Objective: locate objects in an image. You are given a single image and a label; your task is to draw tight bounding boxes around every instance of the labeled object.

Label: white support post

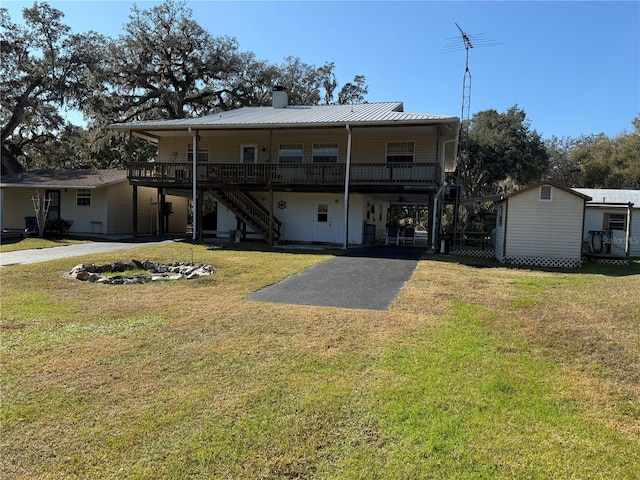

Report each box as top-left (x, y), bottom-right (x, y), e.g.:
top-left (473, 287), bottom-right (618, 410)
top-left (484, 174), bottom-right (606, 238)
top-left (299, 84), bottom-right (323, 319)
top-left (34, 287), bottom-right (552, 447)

top-left (190, 128), bottom-right (198, 241)
top-left (343, 124), bottom-right (352, 249)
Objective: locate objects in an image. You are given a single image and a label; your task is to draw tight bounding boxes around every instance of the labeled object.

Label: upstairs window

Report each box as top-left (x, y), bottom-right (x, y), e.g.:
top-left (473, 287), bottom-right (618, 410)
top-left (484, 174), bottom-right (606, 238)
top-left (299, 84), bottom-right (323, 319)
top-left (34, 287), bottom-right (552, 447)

top-left (187, 145), bottom-right (209, 162)
top-left (279, 144), bottom-right (303, 164)
top-left (386, 142), bottom-right (414, 163)
top-left (604, 212), bottom-right (627, 231)
top-left (312, 143), bottom-right (338, 163)
top-left (76, 189), bottom-right (91, 206)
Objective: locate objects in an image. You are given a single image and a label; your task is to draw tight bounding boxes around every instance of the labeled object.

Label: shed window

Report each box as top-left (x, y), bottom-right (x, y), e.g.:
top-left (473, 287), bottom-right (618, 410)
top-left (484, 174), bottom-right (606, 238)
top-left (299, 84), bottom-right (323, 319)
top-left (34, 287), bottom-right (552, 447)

top-left (604, 213), bottom-right (627, 231)
top-left (539, 185), bottom-right (552, 201)
top-left (76, 189), bottom-right (91, 206)
top-left (386, 142), bottom-right (414, 163)
top-left (279, 144), bottom-right (303, 164)
top-left (312, 143), bottom-right (338, 163)
top-left (498, 205), bottom-right (504, 227)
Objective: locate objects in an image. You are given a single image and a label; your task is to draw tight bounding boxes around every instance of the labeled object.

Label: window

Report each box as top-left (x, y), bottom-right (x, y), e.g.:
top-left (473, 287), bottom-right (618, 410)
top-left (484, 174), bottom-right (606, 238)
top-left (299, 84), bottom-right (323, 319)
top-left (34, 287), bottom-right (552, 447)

top-left (76, 189), bottom-right (91, 206)
top-left (279, 144), bottom-right (303, 164)
top-left (241, 145), bottom-right (257, 163)
top-left (386, 142), bottom-right (414, 163)
top-left (187, 145), bottom-right (209, 162)
top-left (539, 185), bottom-right (552, 201)
top-left (317, 204), bottom-right (328, 222)
top-left (498, 205), bottom-right (504, 227)
top-left (604, 213), bottom-right (627, 231)
top-left (312, 143), bottom-right (338, 163)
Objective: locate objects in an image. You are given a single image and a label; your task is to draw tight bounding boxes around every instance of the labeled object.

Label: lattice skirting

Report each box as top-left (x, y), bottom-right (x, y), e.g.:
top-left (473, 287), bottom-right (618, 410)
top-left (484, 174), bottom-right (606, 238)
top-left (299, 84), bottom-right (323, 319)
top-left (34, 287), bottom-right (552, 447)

top-left (503, 256), bottom-right (582, 268)
top-left (592, 258), bottom-right (630, 266)
top-left (450, 248), bottom-right (496, 258)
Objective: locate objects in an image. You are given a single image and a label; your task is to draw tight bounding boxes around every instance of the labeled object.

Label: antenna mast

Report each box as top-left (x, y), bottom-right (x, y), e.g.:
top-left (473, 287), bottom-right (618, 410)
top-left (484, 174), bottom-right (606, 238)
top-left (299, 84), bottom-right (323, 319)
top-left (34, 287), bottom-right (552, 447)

top-left (456, 22), bottom-right (473, 142)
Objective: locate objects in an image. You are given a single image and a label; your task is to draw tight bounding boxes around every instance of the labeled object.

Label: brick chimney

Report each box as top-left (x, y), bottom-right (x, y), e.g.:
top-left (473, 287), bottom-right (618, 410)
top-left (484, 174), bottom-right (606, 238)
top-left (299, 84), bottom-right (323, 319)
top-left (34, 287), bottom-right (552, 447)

top-left (273, 86), bottom-right (288, 109)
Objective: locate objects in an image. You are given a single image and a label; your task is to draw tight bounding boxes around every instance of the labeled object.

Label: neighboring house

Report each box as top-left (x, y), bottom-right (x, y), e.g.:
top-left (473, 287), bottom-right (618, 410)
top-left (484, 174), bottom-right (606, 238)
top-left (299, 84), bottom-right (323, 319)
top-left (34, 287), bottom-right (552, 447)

top-left (494, 181), bottom-right (592, 268)
top-left (0, 169), bottom-right (188, 236)
top-left (573, 188), bottom-right (640, 258)
top-left (109, 87), bottom-right (460, 246)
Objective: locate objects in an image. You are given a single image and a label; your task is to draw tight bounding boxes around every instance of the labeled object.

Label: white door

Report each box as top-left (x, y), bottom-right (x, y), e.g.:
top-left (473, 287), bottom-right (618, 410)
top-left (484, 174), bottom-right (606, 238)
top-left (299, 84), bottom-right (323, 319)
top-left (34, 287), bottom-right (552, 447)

top-left (313, 202), bottom-right (333, 243)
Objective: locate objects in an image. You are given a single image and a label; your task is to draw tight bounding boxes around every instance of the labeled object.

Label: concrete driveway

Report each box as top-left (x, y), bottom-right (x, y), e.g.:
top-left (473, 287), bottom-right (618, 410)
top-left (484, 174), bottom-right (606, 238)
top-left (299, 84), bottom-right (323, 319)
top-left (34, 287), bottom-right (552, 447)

top-left (248, 245), bottom-right (426, 311)
top-left (0, 236), bottom-right (184, 267)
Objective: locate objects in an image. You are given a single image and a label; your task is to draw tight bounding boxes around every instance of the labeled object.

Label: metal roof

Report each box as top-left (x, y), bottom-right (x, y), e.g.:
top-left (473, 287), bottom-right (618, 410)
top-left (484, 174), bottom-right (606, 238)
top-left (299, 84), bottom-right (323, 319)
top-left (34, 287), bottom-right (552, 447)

top-left (0, 169), bottom-right (128, 189)
top-left (573, 188), bottom-right (640, 206)
top-left (108, 102), bottom-right (459, 131)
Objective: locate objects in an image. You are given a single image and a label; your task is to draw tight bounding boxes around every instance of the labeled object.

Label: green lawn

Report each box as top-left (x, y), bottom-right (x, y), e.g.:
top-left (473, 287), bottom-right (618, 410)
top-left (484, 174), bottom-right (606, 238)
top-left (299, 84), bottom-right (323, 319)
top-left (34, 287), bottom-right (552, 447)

top-left (1, 243), bottom-right (638, 479)
top-left (0, 236), bottom-right (90, 253)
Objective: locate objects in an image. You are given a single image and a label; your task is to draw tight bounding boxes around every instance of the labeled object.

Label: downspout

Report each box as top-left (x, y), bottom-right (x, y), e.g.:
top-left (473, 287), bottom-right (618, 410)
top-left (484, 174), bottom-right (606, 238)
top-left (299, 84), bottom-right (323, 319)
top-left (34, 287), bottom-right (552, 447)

top-left (343, 124), bottom-right (352, 249)
top-left (189, 128), bottom-right (198, 241)
top-left (625, 202), bottom-right (633, 257)
top-left (442, 138), bottom-right (456, 185)
top-left (431, 184), bottom-right (446, 252)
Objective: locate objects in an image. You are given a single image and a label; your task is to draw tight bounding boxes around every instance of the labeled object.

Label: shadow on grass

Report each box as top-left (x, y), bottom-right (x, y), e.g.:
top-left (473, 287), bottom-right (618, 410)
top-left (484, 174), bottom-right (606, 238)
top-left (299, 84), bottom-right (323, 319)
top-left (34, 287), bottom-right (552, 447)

top-left (428, 253), bottom-right (640, 277)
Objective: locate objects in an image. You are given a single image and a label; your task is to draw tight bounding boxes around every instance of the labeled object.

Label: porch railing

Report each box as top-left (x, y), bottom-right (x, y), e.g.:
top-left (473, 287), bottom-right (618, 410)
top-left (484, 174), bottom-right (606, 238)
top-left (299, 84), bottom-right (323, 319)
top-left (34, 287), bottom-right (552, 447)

top-left (128, 162), bottom-right (441, 187)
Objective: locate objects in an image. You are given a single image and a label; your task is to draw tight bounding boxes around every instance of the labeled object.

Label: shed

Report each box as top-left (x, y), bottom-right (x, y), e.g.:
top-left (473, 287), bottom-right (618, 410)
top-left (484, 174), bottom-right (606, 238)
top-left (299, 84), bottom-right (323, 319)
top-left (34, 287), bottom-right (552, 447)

top-left (494, 181), bottom-right (591, 268)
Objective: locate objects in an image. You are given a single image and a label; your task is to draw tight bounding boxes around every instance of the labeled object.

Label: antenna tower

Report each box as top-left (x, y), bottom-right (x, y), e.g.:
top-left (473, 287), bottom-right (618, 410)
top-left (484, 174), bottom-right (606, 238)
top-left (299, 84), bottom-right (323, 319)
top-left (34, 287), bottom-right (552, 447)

top-left (456, 22), bottom-right (473, 140)
top-left (443, 24), bottom-right (501, 176)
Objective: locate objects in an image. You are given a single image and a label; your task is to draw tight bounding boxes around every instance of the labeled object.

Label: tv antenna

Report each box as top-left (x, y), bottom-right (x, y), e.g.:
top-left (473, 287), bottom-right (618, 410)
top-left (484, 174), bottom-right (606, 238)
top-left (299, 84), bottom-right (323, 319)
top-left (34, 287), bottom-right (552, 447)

top-left (443, 23), bottom-right (501, 144)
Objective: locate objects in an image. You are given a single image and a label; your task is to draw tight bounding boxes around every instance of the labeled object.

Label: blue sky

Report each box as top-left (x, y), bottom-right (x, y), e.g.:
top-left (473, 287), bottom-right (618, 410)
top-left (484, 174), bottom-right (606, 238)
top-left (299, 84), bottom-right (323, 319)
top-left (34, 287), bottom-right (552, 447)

top-left (4, 0), bottom-right (639, 139)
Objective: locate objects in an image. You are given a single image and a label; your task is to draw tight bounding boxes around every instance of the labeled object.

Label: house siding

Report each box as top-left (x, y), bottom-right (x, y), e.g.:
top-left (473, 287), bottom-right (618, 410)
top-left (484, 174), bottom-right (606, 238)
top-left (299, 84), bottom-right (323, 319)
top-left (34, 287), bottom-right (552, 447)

top-left (502, 186), bottom-right (585, 262)
top-left (583, 207), bottom-right (640, 257)
top-left (156, 126), bottom-right (439, 165)
top-left (0, 187), bottom-right (109, 234)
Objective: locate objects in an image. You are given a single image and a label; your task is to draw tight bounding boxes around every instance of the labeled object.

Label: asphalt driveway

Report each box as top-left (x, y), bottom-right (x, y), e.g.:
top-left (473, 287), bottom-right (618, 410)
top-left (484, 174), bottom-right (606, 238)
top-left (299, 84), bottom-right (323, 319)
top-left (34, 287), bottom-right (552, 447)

top-left (248, 245), bottom-right (426, 311)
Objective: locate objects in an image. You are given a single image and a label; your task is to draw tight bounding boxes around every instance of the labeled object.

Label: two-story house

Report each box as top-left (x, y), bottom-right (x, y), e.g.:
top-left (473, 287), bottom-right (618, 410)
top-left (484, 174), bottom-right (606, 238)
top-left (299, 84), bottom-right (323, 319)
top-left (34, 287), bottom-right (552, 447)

top-left (109, 88), bottom-right (460, 247)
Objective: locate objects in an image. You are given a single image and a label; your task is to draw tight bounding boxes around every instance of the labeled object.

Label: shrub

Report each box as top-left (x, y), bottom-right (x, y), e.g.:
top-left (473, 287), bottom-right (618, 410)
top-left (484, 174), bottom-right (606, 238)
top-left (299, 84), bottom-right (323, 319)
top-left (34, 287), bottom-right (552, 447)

top-left (44, 218), bottom-right (72, 236)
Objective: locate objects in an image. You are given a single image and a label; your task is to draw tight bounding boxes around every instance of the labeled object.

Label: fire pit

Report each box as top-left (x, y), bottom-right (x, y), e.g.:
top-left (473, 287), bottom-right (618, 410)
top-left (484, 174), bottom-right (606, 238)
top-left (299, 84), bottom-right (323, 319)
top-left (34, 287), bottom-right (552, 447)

top-left (68, 259), bottom-right (215, 285)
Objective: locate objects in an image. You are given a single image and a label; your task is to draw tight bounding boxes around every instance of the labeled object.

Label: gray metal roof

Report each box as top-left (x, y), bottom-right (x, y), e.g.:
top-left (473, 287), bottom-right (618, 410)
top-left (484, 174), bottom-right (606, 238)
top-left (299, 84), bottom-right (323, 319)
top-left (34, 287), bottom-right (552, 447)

top-left (573, 188), bottom-right (640, 206)
top-left (0, 169), bottom-right (128, 189)
top-left (109, 102), bottom-right (459, 131)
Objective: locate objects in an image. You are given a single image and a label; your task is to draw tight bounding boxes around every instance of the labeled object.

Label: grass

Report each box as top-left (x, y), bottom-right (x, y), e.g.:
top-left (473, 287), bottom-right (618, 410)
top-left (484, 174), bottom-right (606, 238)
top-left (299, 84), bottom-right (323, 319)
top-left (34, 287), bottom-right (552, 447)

top-left (0, 236), bottom-right (90, 253)
top-left (1, 243), bottom-right (639, 479)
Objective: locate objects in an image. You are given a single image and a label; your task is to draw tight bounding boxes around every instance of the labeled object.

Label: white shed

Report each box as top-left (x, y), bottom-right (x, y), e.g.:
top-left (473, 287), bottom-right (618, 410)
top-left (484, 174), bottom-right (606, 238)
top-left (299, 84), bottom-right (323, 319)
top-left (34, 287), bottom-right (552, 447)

top-left (494, 181), bottom-right (591, 268)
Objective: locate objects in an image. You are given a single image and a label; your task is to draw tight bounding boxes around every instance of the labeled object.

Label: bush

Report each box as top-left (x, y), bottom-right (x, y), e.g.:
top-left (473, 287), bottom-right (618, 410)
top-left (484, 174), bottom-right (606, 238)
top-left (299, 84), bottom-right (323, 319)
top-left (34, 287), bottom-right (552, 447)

top-left (44, 218), bottom-right (72, 236)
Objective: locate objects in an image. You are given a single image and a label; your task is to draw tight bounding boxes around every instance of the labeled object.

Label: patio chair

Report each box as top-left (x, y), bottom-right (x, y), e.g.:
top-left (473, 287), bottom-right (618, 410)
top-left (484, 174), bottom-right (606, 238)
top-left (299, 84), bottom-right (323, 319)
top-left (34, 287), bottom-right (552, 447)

top-left (385, 226), bottom-right (400, 245)
top-left (403, 227), bottom-right (416, 245)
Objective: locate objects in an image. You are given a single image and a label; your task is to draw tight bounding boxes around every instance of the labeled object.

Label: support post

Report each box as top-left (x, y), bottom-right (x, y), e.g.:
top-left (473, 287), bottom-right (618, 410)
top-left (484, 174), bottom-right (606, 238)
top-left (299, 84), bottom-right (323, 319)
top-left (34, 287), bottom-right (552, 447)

top-left (189, 128), bottom-right (198, 241)
top-left (132, 185), bottom-right (138, 236)
top-left (626, 202), bottom-right (633, 257)
top-left (343, 124), bottom-right (352, 249)
top-left (268, 188), bottom-right (274, 246)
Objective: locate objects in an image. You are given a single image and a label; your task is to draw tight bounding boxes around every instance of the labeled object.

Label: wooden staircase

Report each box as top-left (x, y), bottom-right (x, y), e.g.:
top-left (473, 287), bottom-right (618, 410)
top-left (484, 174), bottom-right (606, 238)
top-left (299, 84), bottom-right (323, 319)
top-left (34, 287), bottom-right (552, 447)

top-left (214, 188), bottom-right (282, 242)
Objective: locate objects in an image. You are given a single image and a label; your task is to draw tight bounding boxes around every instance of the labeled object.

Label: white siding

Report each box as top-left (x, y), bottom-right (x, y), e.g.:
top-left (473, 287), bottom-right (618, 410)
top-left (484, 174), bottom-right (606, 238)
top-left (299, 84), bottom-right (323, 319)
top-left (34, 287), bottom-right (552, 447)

top-left (1, 188), bottom-right (40, 230)
top-left (0, 187), bottom-right (110, 234)
top-left (107, 181), bottom-right (134, 234)
top-left (584, 207), bottom-right (640, 257)
top-left (494, 201), bottom-right (506, 262)
top-left (504, 186), bottom-right (585, 260)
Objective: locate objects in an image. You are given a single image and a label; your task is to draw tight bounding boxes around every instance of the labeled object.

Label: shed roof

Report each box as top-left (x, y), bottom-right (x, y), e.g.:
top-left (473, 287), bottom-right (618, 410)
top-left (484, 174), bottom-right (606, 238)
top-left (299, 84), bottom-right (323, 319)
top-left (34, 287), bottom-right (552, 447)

top-left (108, 102), bottom-right (459, 131)
top-left (500, 181), bottom-right (592, 201)
top-left (0, 169), bottom-right (128, 189)
top-left (573, 188), bottom-right (640, 206)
